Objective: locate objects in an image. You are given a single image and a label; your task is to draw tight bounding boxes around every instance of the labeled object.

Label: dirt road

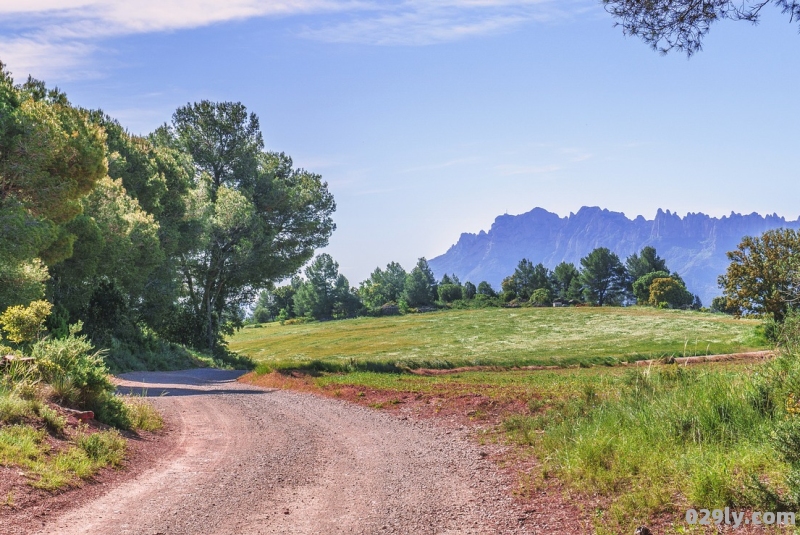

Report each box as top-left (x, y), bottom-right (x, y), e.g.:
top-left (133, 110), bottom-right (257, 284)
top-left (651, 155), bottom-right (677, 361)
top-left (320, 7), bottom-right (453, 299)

top-left (36, 369), bottom-right (536, 534)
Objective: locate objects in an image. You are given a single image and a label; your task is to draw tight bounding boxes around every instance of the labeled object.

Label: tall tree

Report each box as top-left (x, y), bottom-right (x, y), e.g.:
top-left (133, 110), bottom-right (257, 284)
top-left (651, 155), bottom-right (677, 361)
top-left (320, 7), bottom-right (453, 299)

top-left (508, 259), bottom-right (552, 300)
top-left (168, 101), bottom-right (335, 350)
top-left (580, 248), bottom-right (627, 306)
top-left (603, 0), bottom-right (800, 56)
top-left (294, 254), bottom-right (359, 320)
top-left (359, 261), bottom-right (408, 309)
top-left (718, 228), bottom-right (800, 322)
top-left (0, 65), bottom-right (107, 310)
top-left (403, 258), bottom-right (437, 307)
top-left (626, 246), bottom-right (669, 282)
top-left (552, 262), bottom-right (582, 301)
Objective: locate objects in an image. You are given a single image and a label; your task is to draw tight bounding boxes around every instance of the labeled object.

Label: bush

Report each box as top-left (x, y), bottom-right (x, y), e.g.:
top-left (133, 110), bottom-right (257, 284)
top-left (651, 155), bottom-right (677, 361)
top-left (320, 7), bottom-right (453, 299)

top-left (437, 284), bottom-right (463, 303)
top-left (0, 300), bottom-right (52, 344)
top-left (530, 288), bottom-right (553, 306)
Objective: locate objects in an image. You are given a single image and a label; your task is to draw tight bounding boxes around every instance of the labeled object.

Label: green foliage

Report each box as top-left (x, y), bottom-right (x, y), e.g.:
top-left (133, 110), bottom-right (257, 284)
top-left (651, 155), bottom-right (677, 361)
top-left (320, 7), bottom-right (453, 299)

top-left (403, 258), bottom-right (437, 307)
top-left (603, 0), bottom-right (800, 57)
top-left (0, 300), bottom-right (52, 344)
top-left (719, 228), bottom-right (800, 321)
top-left (294, 254), bottom-right (362, 320)
top-left (124, 397), bottom-right (164, 432)
top-left (0, 258), bottom-right (49, 312)
top-left (505, 259), bottom-right (552, 301)
top-left (625, 246), bottom-right (669, 284)
top-left (167, 101), bottom-right (336, 351)
top-left (437, 283), bottom-right (463, 303)
top-left (530, 287), bottom-right (553, 306)
top-left (462, 281), bottom-right (476, 300)
top-left (648, 276), bottom-right (693, 308)
top-left (580, 247), bottom-right (627, 306)
top-left (31, 333), bottom-right (113, 406)
top-left (551, 262), bottom-right (582, 301)
top-left (632, 270), bottom-right (671, 303)
top-left (0, 67), bottom-right (107, 267)
top-left (477, 281), bottom-right (497, 297)
top-left (710, 296), bottom-right (737, 314)
top-left (359, 262), bottom-right (408, 310)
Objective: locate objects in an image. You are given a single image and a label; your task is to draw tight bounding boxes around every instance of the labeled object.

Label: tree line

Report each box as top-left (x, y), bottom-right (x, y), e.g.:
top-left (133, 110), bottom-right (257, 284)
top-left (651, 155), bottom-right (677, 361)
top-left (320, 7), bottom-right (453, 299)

top-left (0, 63), bottom-right (335, 366)
top-left (254, 245), bottom-right (702, 322)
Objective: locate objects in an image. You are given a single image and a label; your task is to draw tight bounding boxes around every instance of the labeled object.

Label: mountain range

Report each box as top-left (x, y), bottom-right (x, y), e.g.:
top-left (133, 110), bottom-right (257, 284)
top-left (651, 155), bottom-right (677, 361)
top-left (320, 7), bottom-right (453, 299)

top-left (428, 207), bottom-right (800, 307)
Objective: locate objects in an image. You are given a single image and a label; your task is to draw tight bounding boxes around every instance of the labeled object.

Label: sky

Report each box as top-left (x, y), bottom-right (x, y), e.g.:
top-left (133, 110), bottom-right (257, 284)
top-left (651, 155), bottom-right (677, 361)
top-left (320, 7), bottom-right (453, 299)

top-left (1, 0), bottom-right (798, 283)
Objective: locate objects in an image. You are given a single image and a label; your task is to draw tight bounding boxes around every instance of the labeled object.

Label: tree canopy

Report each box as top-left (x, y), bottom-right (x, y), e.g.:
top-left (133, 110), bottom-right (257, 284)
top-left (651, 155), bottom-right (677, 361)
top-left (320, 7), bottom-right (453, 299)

top-left (167, 101), bottom-right (336, 349)
top-left (718, 228), bottom-right (800, 321)
top-left (604, 0), bottom-right (800, 56)
top-left (0, 62), bottom-right (337, 364)
top-left (580, 248), bottom-right (627, 306)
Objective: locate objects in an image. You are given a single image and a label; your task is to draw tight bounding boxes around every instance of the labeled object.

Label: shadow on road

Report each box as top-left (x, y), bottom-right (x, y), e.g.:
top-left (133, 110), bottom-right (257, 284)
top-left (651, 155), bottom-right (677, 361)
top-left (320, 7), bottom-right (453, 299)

top-left (114, 368), bottom-right (274, 397)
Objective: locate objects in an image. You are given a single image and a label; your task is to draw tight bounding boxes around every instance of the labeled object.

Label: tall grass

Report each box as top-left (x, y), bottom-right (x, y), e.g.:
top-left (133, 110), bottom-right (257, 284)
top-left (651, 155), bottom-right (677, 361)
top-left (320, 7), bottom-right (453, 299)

top-left (505, 360), bottom-right (798, 533)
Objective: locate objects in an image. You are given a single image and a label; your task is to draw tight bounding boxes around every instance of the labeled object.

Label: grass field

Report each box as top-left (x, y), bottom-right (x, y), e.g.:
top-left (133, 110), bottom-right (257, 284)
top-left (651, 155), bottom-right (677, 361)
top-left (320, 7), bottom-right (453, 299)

top-left (237, 307), bottom-right (787, 533)
top-left (229, 307), bottom-right (766, 371)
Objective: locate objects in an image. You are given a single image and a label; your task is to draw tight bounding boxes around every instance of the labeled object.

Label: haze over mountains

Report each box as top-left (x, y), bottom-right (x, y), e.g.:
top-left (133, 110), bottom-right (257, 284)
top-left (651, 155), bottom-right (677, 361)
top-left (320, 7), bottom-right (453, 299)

top-left (429, 207), bottom-right (800, 306)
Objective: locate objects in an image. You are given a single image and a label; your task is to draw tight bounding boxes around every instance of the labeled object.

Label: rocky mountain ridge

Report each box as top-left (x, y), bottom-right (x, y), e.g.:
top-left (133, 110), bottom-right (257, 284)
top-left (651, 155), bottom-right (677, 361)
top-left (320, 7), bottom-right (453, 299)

top-left (428, 206), bottom-right (800, 306)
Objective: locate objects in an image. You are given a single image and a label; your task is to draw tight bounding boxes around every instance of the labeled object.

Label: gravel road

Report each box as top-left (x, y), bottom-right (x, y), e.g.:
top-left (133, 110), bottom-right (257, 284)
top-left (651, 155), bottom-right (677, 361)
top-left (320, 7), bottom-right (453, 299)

top-left (36, 369), bottom-right (536, 535)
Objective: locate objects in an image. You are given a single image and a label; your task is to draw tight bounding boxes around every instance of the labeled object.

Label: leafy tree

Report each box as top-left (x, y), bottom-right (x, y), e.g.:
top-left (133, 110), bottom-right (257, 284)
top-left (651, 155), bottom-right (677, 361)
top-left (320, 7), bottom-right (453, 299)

top-left (507, 259), bottom-right (552, 300)
top-left (403, 258), bottom-right (437, 307)
top-left (603, 0), bottom-right (800, 57)
top-left (359, 261), bottom-right (407, 309)
top-left (382, 262), bottom-right (408, 303)
top-left (632, 270), bottom-right (672, 304)
top-left (167, 101), bottom-right (335, 350)
top-left (710, 296), bottom-right (737, 314)
top-left (0, 65), bottom-right (106, 310)
top-left (580, 248), bottom-right (627, 306)
top-left (648, 277), bottom-right (694, 308)
top-left (477, 281), bottom-right (497, 297)
top-left (626, 246), bottom-right (669, 282)
top-left (552, 262), bottom-right (581, 301)
top-left (254, 281), bottom-right (299, 322)
top-left (463, 281), bottom-right (477, 300)
top-left (718, 228), bottom-right (800, 321)
top-left (500, 275), bottom-right (517, 300)
top-left (530, 288), bottom-right (553, 306)
top-left (0, 300), bottom-right (52, 345)
top-left (294, 254), bottom-right (355, 320)
top-left (438, 284), bottom-right (463, 303)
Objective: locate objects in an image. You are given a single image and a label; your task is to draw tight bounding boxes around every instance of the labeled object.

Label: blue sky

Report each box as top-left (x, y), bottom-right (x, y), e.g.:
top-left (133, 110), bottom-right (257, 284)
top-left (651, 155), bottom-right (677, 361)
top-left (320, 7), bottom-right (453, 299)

top-left (1, 1), bottom-right (798, 283)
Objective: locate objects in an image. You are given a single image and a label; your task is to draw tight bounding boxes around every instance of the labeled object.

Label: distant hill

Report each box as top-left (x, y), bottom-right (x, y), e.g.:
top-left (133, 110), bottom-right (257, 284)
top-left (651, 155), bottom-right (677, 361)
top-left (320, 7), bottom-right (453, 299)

top-left (428, 206), bottom-right (800, 307)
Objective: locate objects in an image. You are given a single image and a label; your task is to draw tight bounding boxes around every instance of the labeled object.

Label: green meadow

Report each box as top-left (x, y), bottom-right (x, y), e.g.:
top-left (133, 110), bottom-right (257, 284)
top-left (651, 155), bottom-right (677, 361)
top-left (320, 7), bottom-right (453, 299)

top-left (229, 306), bottom-right (766, 371)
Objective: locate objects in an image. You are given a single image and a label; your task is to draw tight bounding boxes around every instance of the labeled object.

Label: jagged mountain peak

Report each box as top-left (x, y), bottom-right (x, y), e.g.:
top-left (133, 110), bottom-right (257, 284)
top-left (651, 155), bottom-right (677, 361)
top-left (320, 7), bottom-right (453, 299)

top-left (429, 207), bottom-right (800, 306)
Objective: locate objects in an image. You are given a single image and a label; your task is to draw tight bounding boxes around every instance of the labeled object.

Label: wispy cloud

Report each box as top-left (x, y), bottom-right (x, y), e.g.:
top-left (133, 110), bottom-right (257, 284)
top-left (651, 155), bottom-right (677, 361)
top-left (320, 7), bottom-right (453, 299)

top-left (298, 0), bottom-right (578, 46)
top-left (495, 163), bottom-right (561, 175)
top-left (0, 0), bottom-right (588, 79)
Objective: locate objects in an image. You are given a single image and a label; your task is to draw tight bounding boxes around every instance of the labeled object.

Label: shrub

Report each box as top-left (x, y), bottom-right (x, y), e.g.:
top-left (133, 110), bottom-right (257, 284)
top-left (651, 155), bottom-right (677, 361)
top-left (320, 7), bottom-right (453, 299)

top-left (76, 430), bottom-right (126, 465)
top-left (30, 329), bottom-right (136, 428)
top-left (124, 397), bottom-right (164, 431)
top-left (437, 284), bottom-right (463, 303)
top-left (0, 300), bottom-right (52, 344)
top-left (32, 333), bottom-right (113, 407)
top-left (530, 288), bottom-right (553, 306)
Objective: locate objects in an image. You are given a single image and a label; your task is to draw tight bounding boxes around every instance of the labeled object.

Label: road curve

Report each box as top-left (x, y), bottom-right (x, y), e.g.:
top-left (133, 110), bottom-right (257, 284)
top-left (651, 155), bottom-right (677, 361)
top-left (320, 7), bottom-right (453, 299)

top-left (37, 369), bottom-right (532, 535)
